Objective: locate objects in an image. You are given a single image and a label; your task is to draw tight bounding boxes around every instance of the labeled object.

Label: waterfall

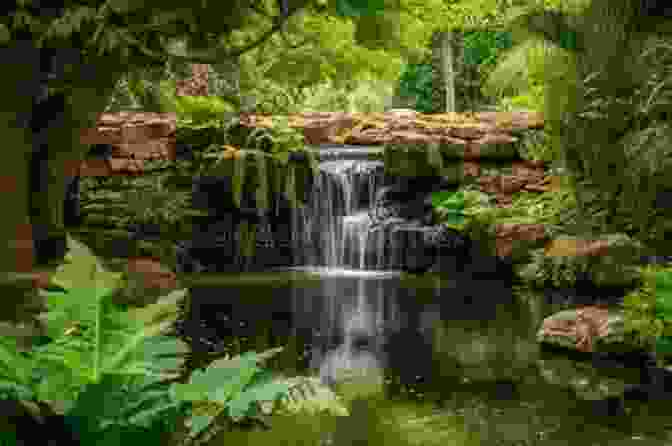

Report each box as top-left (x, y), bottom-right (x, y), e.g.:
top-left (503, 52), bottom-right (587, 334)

top-left (287, 146), bottom-right (405, 391)
top-left (292, 151), bottom-right (386, 270)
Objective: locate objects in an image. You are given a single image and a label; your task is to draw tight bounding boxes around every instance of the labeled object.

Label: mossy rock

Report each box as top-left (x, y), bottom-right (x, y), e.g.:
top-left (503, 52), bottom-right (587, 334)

top-left (536, 309), bottom-right (635, 353)
top-left (384, 143), bottom-right (443, 178)
top-left (518, 234), bottom-right (643, 289)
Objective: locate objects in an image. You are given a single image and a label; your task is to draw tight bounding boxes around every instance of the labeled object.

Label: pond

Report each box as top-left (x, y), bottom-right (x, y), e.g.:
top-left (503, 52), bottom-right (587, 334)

top-left (179, 145), bottom-right (672, 445)
top-left (184, 267), bottom-right (672, 446)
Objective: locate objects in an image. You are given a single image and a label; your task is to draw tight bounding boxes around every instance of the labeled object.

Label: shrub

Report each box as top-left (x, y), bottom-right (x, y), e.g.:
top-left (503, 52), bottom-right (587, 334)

top-left (623, 267), bottom-right (672, 358)
top-left (0, 281), bottom-right (294, 445)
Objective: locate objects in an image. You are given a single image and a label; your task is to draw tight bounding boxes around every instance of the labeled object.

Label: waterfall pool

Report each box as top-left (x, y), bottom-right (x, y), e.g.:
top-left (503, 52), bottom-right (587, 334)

top-left (179, 146), bottom-right (672, 445)
top-left (183, 268), bottom-right (672, 446)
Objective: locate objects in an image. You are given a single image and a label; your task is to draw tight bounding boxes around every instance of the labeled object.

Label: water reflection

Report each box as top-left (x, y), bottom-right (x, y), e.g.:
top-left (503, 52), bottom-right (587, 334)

top-left (186, 270), bottom-right (672, 445)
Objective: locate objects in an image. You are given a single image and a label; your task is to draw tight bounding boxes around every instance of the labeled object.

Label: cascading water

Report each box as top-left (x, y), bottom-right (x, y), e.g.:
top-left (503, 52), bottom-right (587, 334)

top-left (288, 146), bottom-right (404, 390)
top-left (292, 151), bottom-right (388, 269)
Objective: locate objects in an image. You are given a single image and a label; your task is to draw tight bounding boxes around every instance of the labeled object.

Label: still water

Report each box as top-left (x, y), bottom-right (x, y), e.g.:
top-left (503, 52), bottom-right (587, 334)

top-left (185, 268), bottom-right (672, 446)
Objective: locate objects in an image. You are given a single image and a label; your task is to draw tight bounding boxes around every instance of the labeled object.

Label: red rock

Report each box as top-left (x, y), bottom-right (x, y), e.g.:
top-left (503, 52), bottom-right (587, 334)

top-left (449, 124), bottom-right (491, 140)
top-left (463, 161), bottom-right (480, 177)
top-left (80, 159), bottom-right (112, 177)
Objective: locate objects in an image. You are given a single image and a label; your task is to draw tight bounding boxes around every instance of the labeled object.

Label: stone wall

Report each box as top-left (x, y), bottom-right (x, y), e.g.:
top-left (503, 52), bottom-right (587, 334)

top-left (79, 112), bottom-right (177, 175)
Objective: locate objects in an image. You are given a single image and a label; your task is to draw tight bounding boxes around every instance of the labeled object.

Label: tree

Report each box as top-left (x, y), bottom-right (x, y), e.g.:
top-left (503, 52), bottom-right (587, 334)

top-left (0, 0), bottom-right (412, 320)
top-left (500, 0), bottom-right (672, 249)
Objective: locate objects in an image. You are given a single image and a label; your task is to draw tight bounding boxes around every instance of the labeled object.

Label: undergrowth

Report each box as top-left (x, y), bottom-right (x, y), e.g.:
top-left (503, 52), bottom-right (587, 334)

top-left (623, 266), bottom-right (672, 358)
top-left (0, 280), bottom-right (294, 445)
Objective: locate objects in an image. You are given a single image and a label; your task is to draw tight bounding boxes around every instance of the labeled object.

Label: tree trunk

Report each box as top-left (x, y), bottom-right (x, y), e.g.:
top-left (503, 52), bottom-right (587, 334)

top-left (0, 45), bottom-right (123, 322)
top-left (441, 31), bottom-right (456, 113)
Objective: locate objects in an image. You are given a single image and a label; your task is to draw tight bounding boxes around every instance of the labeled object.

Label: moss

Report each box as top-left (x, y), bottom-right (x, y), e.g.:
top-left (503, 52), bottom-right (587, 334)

top-left (384, 143), bottom-right (443, 177)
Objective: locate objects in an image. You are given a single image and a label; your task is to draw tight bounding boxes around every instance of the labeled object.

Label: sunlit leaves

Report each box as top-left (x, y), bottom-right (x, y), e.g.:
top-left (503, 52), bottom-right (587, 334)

top-left (334, 0), bottom-right (386, 17)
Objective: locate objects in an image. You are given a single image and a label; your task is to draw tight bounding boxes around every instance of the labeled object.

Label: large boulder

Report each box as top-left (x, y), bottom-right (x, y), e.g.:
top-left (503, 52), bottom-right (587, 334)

top-left (537, 307), bottom-right (635, 354)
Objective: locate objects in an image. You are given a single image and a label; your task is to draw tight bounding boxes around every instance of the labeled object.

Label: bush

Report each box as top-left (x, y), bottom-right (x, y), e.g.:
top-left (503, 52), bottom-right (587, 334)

top-left (394, 63), bottom-right (433, 113)
top-left (0, 279), bottom-right (294, 445)
top-left (623, 267), bottom-right (672, 357)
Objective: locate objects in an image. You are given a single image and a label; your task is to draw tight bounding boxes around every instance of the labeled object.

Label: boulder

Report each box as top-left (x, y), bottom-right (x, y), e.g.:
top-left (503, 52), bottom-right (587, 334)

top-left (537, 307), bottom-right (633, 353)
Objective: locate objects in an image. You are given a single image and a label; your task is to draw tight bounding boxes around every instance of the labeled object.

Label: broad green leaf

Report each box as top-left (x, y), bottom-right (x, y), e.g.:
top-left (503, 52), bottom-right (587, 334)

top-left (0, 338), bottom-right (34, 386)
top-left (431, 191), bottom-right (465, 209)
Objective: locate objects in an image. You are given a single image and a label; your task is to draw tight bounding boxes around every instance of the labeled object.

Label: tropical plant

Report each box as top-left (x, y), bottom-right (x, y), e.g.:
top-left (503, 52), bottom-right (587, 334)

top-left (0, 283), bottom-right (295, 445)
top-left (431, 190), bottom-right (467, 229)
top-left (395, 63), bottom-right (433, 113)
top-left (623, 267), bottom-right (672, 358)
top-left (498, 0), bottom-right (672, 249)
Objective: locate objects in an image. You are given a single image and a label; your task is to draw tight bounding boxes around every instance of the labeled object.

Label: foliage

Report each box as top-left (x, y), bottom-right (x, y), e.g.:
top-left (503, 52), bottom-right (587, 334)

top-left (503, 0), bottom-right (672, 249)
top-left (0, 277), bottom-right (296, 444)
top-left (622, 267), bottom-right (672, 354)
top-left (287, 75), bottom-right (395, 113)
top-left (517, 248), bottom-right (592, 289)
top-left (482, 38), bottom-right (573, 113)
top-left (170, 347), bottom-right (291, 439)
top-left (395, 63), bottom-right (433, 113)
top-left (267, 376), bottom-right (349, 417)
top-left (243, 117), bottom-right (306, 154)
top-left (518, 235), bottom-right (641, 290)
top-left (462, 30), bottom-right (513, 68)
top-left (431, 190), bottom-right (467, 230)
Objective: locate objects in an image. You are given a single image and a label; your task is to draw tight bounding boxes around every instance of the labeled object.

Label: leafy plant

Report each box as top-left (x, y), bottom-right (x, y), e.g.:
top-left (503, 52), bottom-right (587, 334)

top-left (517, 248), bottom-right (592, 289)
top-left (431, 190), bottom-right (467, 229)
top-left (243, 117), bottom-right (305, 155)
top-left (623, 267), bottom-right (672, 356)
top-left (395, 63), bottom-right (433, 113)
top-left (0, 279), bottom-right (295, 444)
top-left (170, 346), bottom-right (292, 440)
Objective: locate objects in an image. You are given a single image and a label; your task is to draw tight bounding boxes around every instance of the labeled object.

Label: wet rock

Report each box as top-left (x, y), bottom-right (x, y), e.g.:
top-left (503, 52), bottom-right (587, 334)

top-left (537, 307), bottom-right (632, 354)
